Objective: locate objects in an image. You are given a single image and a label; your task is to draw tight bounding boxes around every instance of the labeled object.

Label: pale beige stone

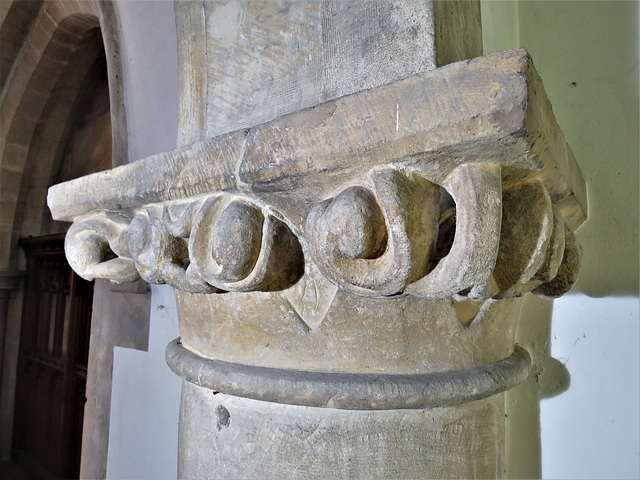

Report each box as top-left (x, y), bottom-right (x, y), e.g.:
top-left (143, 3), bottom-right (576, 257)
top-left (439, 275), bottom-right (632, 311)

top-left (50, 49), bottom-right (585, 305)
top-left (44, 4), bottom-right (588, 478)
top-left (179, 383), bottom-right (507, 479)
top-left (307, 167), bottom-right (440, 297)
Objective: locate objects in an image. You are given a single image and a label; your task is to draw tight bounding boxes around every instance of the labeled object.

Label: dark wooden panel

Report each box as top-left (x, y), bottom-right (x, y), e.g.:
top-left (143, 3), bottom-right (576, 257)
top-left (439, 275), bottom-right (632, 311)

top-left (13, 234), bottom-right (93, 480)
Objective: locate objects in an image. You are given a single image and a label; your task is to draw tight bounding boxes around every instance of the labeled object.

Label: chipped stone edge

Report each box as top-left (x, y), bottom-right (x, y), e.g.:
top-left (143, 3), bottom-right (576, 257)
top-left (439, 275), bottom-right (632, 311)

top-left (47, 49), bottom-right (586, 230)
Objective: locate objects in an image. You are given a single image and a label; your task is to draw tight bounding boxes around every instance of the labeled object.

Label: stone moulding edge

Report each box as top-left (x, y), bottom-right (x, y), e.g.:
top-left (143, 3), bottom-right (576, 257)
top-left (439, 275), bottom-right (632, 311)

top-left (165, 338), bottom-right (532, 410)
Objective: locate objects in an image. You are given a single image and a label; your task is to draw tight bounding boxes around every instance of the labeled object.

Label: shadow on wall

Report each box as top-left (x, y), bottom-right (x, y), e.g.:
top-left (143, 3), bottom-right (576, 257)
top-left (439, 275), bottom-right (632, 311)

top-left (518, 1), bottom-right (639, 299)
top-left (491, 3), bottom-right (639, 477)
top-left (505, 294), bottom-right (568, 478)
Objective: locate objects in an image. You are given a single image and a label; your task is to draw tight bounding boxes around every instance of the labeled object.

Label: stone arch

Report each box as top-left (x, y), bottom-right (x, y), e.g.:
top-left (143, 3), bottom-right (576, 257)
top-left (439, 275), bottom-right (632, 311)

top-left (0, 0), bottom-right (127, 270)
top-left (0, 0), bottom-right (129, 466)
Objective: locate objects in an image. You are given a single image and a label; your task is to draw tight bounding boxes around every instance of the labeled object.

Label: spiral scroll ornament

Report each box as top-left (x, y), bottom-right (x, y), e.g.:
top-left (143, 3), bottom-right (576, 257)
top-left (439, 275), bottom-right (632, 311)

top-left (307, 163), bottom-right (581, 300)
top-left (64, 164), bottom-right (580, 301)
top-left (127, 205), bottom-right (214, 293)
top-left (65, 213), bottom-right (140, 284)
top-left (187, 197), bottom-right (304, 292)
top-left (306, 167), bottom-right (440, 297)
top-left (64, 194), bottom-right (304, 294)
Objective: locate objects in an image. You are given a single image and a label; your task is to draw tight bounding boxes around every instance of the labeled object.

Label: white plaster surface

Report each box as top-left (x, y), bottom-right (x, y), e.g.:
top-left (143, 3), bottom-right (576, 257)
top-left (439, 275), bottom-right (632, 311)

top-left (541, 295), bottom-right (640, 480)
top-left (115, 0), bottom-right (179, 161)
top-left (105, 2), bottom-right (181, 478)
top-left (106, 285), bottom-right (181, 480)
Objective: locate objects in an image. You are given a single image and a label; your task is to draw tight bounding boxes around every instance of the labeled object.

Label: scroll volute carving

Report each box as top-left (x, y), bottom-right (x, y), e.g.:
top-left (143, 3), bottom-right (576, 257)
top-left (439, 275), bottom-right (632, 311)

top-left (63, 168), bottom-right (579, 300)
top-left (128, 204), bottom-right (214, 294)
top-left (405, 163), bottom-right (503, 300)
top-left (65, 213), bottom-right (140, 284)
top-left (307, 163), bottom-right (581, 301)
top-left (409, 164), bottom-right (581, 301)
top-left (188, 196), bottom-right (304, 292)
top-left (306, 167), bottom-right (441, 297)
top-left (63, 194), bottom-right (304, 294)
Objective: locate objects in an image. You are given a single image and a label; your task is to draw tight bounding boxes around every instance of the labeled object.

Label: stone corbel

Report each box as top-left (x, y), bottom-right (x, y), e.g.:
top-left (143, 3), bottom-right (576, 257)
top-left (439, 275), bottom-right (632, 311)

top-left (50, 49), bottom-right (586, 305)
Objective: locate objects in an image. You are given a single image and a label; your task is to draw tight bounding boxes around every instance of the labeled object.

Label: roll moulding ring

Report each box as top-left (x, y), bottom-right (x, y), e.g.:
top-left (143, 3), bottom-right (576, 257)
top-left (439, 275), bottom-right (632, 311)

top-left (165, 338), bottom-right (532, 410)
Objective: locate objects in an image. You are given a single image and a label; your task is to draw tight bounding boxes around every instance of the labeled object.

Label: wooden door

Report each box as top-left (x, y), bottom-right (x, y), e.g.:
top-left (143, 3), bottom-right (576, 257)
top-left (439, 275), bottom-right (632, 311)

top-left (12, 234), bottom-right (93, 479)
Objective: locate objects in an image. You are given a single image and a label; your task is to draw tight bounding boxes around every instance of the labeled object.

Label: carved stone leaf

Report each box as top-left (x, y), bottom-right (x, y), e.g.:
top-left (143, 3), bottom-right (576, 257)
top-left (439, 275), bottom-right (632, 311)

top-left (278, 263), bottom-right (338, 331)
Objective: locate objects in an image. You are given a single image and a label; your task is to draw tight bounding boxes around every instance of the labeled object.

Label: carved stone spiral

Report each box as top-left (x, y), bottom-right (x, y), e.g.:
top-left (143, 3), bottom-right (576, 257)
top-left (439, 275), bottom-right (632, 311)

top-left (63, 164), bottom-right (580, 301)
top-left (414, 163), bottom-right (582, 301)
top-left (64, 194), bottom-right (304, 294)
top-left (405, 163), bottom-right (503, 300)
top-left (127, 205), bottom-right (214, 293)
top-left (306, 167), bottom-right (440, 297)
top-left (65, 213), bottom-right (140, 284)
top-left (307, 163), bottom-right (581, 300)
top-left (187, 196), bottom-right (304, 292)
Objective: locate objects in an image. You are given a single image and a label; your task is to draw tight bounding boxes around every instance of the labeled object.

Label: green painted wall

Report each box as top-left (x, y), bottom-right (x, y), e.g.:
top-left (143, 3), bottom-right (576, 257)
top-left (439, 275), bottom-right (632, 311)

top-left (482, 0), bottom-right (639, 296)
top-left (482, 1), bottom-right (639, 478)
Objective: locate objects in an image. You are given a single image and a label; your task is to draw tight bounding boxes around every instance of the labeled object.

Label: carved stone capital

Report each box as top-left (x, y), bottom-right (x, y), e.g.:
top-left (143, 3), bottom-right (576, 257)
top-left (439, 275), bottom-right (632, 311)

top-left (50, 49), bottom-right (586, 304)
top-left (48, 46), bottom-right (588, 479)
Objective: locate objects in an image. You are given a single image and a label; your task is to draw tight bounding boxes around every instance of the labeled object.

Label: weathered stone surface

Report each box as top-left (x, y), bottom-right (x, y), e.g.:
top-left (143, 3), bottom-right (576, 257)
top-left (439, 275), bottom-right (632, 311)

top-left (187, 196), bottom-right (304, 292)
top-left (167, 339), bottom-right (530, 409)
top-left (175, 292), bottom-right (523, 374)
top-left (433, 0), bottom-right (483, 67)
top-left (65, 212), bottom-right (138, 284)
top-left (533, 224), bottom-right (582, 299)
top-left (404, 163), bottom-right (502, 300)
top-left (49, 50), bottom-right (585, 306)
top-left (179, 382), bottom-right (507, 479)
top-left (45, 4), bottom-right (588, 474)
top-left (493, 179), bottom-right (554, 297)
top-left (200, 0), bottom-right (436, 139)
top-left (307, 167), bottom-right (440, 297)
top-left (48, 50), bottom-right (586, 231)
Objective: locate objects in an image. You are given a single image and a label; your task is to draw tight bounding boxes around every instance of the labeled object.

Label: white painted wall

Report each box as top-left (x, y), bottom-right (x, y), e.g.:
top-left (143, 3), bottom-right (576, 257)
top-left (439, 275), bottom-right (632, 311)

top-left (115, 0), bottom-right (179, 162)
top-left (107, 286), bottom-right (181, 479)
top-left (106, 2), bottom-right (181, 479)
top-left (541, 296), bottom-right (639, 479)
